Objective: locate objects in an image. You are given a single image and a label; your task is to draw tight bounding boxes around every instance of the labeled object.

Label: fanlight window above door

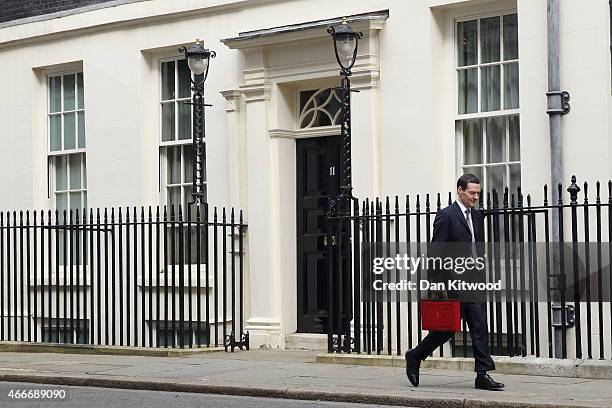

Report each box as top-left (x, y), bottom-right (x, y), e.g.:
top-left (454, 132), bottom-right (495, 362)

top-left (298, 88), bottom-right (342, 128)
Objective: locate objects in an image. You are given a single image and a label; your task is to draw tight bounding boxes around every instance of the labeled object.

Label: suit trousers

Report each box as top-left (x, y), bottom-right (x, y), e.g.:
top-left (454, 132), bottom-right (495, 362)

top-left (412, 302), bottom-right (495, 372)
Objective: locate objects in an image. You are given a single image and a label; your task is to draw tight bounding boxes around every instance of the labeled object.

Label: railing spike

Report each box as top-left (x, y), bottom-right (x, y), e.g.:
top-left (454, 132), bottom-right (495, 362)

top-left (503, 187), bottom-right (509, 208)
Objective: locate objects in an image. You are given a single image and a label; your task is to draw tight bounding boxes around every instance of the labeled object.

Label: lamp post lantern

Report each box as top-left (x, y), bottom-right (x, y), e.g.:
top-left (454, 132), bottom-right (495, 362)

top-left (179, 39), bottom-right (216, 205)
top-left (327, 18), bottom-right (362, 208)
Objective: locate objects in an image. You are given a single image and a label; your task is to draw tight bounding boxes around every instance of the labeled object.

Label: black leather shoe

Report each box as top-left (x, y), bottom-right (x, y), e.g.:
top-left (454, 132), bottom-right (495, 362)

top-left (475, 373), bottom-right (505, 390)
top-left (405, 350), bottom-right (420, 387)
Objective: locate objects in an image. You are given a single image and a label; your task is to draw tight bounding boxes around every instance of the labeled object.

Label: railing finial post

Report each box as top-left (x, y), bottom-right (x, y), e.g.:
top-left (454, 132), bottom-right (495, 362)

top-left (567, 175), bottom-right (580, 204)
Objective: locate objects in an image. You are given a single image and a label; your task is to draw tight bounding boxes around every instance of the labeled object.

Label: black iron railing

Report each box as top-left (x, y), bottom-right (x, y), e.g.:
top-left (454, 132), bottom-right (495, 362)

top-left (0, 204), bottom-right (248, 351)
top-left (326, 176), bottom-right (612, 360)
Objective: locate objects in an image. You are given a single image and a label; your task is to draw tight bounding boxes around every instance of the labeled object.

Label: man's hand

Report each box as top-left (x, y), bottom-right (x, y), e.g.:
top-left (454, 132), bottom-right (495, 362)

top-left (429, 289), bottom-right (448, 300)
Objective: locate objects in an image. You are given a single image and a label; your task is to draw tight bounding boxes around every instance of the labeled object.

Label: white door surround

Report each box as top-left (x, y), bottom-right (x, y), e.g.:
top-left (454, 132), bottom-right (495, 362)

top-left (220, 10), bottom-right (387, 348)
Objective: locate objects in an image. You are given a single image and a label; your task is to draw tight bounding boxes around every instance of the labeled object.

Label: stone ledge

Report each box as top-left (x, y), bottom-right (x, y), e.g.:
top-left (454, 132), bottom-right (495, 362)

top-left (316, 353), bottom-right (612, 380)
top-left (0, 341), bottom-right (224, 357)
top-left (285, 333), bottom-right (327, 351)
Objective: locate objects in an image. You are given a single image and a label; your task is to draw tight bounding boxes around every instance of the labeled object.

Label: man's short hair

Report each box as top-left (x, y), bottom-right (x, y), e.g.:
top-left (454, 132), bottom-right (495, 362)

top-left (457, 174), bottom-right (481, 190)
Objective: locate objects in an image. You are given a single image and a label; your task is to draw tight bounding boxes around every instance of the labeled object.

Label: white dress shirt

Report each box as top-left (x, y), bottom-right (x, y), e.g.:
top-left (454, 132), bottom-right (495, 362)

top-left (456, 200), bottom-right (475, 242)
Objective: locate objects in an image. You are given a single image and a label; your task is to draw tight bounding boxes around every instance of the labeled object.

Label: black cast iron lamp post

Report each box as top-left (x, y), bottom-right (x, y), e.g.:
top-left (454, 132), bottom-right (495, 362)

top-left (327, 18), bottom-right (362, 205)
top-left (326, 18), bottom-right (362, 354)
top-left (179, 39), bottom-right (216, 205)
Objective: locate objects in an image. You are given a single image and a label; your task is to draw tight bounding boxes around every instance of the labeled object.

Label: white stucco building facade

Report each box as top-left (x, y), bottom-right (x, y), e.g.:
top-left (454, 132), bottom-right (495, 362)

top-left (0, 0), bottom-right (611, 350)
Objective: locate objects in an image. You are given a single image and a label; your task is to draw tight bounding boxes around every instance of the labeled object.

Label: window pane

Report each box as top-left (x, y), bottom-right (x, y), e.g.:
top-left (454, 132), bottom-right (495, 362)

top-left (55, 156), bottom-right (67, 191)
top-left (299, 110), bottom-right (315, 128)
top-left (161, 103), bottom-right (175, 142)
top-left (508, 115), bottom-right (520, 161)
top-left (82, 156), bottom-right (87, 188)
top-left (481, 65), bottom-right (500, 112)
top-left (69, 192), bottom-right (81, 211)
top-left (315, 88), bottom-right (331, 106)
top-left (161, 61), bottom-right (175, 101)
top-left (178, 101), bottom-right (191, 140)
top-left (486, 165), bottom-right (506, 197)
top-left (503, 14), bottom-right (518, 60)
top-left (299, 89), bottom-right (316, 113)
top-left (77, 111), bottom-right (86, 148)
top-left (458, 68), bottom-right (478, 114)
top-left (50, 76), bottom-right (62, 113)
top-left (480, 17), bottom-right (501, 63)
top-left (457, 20), bottom-right (477, 67)
top-left (69, 154), bottom-right (82, 189)
top-left (64, 113), bottom-right (76, 150)
top-left (504, 63), bottom-right (519, 109)
top-left (326, 90), bottom-right (342, 120)
top-left (167, 186), bottom-right (181, 209)
top-left (178, 59), bottom-right (191, 99)
top-left (77, 72), bottom-right (84, 109)
top-left (463, 166), bottom-right (483, 187)
top-left (486, 117), bottom-right (505, 163)
top-left (184, 185), bottom-right (194, 218)
top-left (63, 74), bottom-right (76, 111)
top-left (167, 146), bottom-right (181, 184)
top-left (463, 119), bottom-right (482, 165)
top-left (183, 144), bottom-right (193, 183)
top-left (50, 115), bottom-right (62, 151)
top-left (56, 192), bottom-right (68, 213)
top-left (509, 164), bottom-right (521, 194)
top-left (313, 111), bottom-right (332, 127)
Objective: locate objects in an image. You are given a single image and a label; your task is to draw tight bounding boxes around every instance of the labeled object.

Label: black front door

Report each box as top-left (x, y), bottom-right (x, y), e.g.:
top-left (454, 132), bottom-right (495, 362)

top-left (296, 136), bottom-right (342, 333)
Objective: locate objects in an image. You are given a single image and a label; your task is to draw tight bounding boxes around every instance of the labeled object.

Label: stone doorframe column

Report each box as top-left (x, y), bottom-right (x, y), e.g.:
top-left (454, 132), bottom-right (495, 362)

top-left (221, 11), bottom-right (387, 348)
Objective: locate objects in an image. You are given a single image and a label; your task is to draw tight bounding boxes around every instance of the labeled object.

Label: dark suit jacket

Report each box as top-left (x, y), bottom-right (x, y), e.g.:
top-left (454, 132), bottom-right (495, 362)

top-left (428, 201), bottom-right (486, 301)
top-left (431, 201), bottom-right (484, 244)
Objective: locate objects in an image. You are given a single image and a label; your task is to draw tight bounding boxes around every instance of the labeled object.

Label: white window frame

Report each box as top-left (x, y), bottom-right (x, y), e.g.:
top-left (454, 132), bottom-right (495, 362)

top-left (454, 11), bottom-right (521, 195)
top-left (158, 56), bottom-right (205, 208)
top-left (47, 69), bottom-right (87, 214)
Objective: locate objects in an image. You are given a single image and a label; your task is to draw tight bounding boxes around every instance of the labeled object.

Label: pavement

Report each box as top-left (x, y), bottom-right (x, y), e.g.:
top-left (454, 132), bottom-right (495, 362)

top-left (0, 348), bottom-right (610, 408)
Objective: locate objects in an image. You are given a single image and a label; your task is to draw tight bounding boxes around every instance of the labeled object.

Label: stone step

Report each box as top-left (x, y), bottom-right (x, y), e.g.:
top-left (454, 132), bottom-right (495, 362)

top-left (285, 333), bottom-right (327, 351)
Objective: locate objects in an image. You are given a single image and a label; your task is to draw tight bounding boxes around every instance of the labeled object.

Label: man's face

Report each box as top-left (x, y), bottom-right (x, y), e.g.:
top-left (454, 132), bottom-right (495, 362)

top-left (458, 182), bottom-right (481, 208)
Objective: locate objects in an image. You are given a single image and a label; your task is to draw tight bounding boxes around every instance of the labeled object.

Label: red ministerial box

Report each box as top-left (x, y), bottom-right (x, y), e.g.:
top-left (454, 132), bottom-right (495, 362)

top-left (421, 300), bottom-right (461, 332)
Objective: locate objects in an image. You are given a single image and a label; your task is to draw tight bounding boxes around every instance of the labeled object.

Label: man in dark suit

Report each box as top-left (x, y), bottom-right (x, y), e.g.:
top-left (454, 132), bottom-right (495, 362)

top-left (404, 174), bottom-right (504, 391)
